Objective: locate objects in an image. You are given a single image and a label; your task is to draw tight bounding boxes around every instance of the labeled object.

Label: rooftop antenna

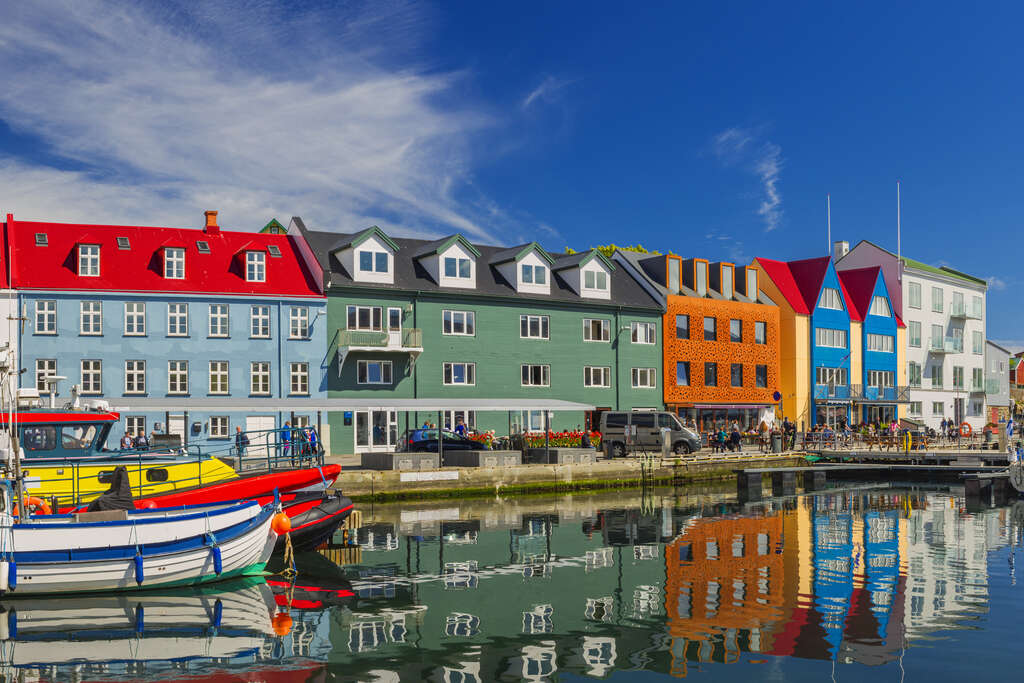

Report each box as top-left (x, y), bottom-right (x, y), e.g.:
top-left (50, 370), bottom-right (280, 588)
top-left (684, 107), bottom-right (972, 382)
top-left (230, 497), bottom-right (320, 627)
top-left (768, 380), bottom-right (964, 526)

top-left (896, 181), bottom-right (902, 282)
top-left (826, 194), bottom-right (832, 257)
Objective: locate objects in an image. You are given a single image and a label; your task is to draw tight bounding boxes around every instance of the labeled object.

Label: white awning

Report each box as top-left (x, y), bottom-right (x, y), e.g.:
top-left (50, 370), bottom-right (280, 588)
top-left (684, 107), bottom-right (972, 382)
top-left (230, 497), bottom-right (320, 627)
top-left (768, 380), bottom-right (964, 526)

top-left (105, 397), bottom-right (596, 412)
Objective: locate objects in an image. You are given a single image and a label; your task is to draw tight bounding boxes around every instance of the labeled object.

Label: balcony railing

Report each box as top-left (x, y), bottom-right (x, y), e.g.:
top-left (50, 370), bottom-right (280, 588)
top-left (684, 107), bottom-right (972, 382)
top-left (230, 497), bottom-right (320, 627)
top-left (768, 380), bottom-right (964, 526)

top-left (950, 304), bottom-right (983, 320)
top-left (928, 336), bottom-right (962, 353)
top-left (337, 327), bottom-right (423, 349)
top-left (850, 385), bottom-right (911, 403)
top-left (813, 384), bottom-right (851, 400)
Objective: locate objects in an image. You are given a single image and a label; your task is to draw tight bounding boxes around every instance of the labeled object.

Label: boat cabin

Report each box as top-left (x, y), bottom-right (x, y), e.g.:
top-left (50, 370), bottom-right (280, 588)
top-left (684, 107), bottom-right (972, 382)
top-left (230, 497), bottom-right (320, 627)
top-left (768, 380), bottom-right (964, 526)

top-left (0, 410), bottom-right (118, 461)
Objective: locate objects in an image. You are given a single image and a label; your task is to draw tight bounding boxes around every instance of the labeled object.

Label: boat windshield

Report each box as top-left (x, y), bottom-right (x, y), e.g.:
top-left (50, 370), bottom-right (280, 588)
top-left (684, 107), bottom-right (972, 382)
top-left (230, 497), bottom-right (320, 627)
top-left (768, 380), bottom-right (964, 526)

top-left (23, 426), bottom-right (57, 451)
top-left (62, 425), bottom-right (98, 450)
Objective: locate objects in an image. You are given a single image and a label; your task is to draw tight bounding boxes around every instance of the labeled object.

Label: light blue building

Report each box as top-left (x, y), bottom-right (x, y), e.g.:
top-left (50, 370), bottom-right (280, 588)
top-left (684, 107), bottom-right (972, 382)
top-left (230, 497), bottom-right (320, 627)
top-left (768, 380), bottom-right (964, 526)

top-left (8, 212), bottom-right (328, 454)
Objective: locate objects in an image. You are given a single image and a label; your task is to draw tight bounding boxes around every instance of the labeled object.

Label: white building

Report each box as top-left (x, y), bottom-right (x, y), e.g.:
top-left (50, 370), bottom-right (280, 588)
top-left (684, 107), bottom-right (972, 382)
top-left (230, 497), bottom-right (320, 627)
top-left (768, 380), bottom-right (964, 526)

top-left (837, 240), bottom-right (988, 430)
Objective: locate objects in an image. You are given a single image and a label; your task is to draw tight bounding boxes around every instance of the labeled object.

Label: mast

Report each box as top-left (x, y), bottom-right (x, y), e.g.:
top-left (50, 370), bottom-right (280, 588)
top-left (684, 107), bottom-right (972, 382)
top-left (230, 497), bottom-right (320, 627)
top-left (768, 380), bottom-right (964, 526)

top-left (897, 181), bottom-right (902, 282)
top-left (827, 194), bottom-right (832, 256)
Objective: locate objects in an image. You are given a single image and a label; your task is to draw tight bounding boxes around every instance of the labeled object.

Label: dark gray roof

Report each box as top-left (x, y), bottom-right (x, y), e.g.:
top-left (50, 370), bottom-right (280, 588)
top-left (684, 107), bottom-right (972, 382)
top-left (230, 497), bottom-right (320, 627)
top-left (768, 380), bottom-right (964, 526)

top-left (294, 220), bottom-right (662, 310)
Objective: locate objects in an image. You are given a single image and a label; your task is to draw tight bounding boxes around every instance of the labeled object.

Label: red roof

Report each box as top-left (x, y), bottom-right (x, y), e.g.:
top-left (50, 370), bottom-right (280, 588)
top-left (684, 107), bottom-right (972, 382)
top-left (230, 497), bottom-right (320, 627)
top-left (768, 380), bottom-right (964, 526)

top-left (5, 215), bottom-right (323, 298)
top-left (756, 255), bottom-right (854, 315)
top-left (836, 266), bottom-right (879, 322)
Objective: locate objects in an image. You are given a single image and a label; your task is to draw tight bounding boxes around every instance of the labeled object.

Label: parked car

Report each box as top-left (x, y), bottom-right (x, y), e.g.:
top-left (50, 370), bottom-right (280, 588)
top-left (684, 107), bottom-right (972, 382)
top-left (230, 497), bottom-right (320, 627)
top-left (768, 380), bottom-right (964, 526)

top-left (396, 428), bottom-right (490, 453)
top-left (599, 411), bottom-right (701, 457)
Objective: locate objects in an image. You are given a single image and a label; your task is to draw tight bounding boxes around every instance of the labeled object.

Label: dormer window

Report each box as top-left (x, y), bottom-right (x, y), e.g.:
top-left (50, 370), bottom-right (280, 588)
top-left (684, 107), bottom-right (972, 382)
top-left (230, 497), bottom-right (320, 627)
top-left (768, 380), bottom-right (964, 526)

top-left (695, 261), bottom-right (708, 297)
top-left (820, 287), bottom-right (843, 310)
top-left (444, 256), bottom-right (471, 279)
top-left (522, 264), bottom-right (546, 285)
top-left (359, 250), bottom-right (389, 273)
top-left (246, 251), bottom-right (266, 282)
top-left (746, 269), bottom-right (758, 300)
top-left (721, 265), bottom-right (733, 298)
top-left (583, 270), bottom-right (608, 291)
top-left (869, 295), bottom-right (891, 317)
top-left (78, 244), bottom-right (100, 277)
top-left (164, 247), bottom-right (185, 279)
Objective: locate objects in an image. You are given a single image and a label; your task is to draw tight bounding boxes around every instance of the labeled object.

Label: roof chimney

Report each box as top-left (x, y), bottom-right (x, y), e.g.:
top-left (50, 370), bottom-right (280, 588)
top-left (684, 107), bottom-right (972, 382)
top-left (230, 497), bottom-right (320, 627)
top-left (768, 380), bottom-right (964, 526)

top-left (833, 240), bottom-right (849, 260)
top-left (204, 210), bottom-right (220, 234)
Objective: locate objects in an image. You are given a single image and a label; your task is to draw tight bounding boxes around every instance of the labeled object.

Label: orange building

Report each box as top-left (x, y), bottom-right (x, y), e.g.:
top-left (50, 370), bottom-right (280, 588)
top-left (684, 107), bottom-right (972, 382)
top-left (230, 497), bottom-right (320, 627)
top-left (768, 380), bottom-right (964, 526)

top-left (614, 252), bottom-right (781, 431)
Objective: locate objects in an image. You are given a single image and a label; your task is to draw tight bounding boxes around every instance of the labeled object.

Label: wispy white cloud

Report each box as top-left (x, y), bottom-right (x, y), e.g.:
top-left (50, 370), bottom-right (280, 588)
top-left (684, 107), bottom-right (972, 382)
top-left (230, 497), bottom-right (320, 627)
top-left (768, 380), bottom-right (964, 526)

top-left (0, 1), bottom-right (527, 242)
top-left (522, 75), bottom-right (572, 110)
top-left (712, 127), bottom-right (784, 232)
top-left (987, 275), bottom-right (1008, 291)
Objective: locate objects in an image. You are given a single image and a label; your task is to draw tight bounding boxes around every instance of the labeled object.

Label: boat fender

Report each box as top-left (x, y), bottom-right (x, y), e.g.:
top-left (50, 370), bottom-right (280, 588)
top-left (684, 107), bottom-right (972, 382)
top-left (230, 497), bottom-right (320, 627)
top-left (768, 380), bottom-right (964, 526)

top-left (135, 604), bottom-right (144, 634)
top-left (212, 599), bottom-right (223, 628)
top-left (0, 561), bottom-right (7, 592)
top-left (6, 609), bottom-right (15, 640)
top-left (134, 554), bottom-right (145, 585)
top-left (211, 545), bottom-right (223, 575)
top-left (8, 560), bottom-right (16, 591)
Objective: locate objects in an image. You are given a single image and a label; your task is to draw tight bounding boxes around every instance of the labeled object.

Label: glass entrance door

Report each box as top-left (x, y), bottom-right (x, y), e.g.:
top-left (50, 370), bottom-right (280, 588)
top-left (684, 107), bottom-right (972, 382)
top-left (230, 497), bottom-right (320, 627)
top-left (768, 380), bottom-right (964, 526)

top-left (815, 405), bottom-right (848, 428)
top-left (356, 410), bottom-right (398, 451)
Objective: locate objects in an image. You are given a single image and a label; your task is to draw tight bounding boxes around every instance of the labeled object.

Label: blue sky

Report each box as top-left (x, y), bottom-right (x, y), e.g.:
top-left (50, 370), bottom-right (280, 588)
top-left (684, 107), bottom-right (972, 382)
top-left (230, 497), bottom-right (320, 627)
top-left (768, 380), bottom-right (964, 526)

top-left (0, 1), bottom-right (1021, 347)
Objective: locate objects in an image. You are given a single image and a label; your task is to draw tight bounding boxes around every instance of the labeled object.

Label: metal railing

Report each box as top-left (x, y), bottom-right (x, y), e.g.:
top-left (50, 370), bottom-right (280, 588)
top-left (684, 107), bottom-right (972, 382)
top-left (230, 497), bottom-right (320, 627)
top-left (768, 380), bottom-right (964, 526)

top-left (950, 304), bottom-right (982, 319)
top-left (813, 384), bottom-right (851, 400)
top-left (850, 385), bottom-right (911, 402)
top-left (337, 328), bottom-right (423, 348)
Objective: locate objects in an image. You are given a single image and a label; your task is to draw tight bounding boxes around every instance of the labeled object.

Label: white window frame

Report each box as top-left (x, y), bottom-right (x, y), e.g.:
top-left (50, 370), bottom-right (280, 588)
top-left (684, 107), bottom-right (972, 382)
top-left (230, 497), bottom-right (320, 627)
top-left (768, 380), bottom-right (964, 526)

top-left (208, 304), bottom-right (229, 338)
top-left (167, 303), bottom-right (189, 337)
top-left (584, 366), bottom-right (611, 388)
top-left (289, 307), bottom-right (310, 339)
top-left (356, 360), bottom-right (393, 385)
top-left (443, 362), bottom-right (476, 386)
top-left (583, 270), bottom-right (608, 291)
top-left (631, 367), bottom-right (657, 389)
top-left (209, 416), bottom-right (230, 438)
top-left (443, 310), bottom-right (475, 336)
top-left (869, 295), bottom-right (891, 317)
top-left (932, 401), bottom-right (944, 416)
top-left (444, 256), bottom-right (472, 279)
top-left (972, 330), bottom-right (983, 355)
top-left (908, 282), bottom-right (921, 309)
top-left (909, 401), bottom-right (922, 416)
top-left (290, 362), bottom-right (310, 395)
top-left (631, 321), bottom-right (656, 344)
top-left (79, 301), bottom-right (102, 336)
top-left (815, 327), bottom-right (847, 349)
top-left (250, 305), bottom-right (271, 338)
top-left (819, 287), bottom-right (843, 310)
top-left (35, 300), bottom-right (56, 335)
top-left (867, 370), bottom-right (895, 388)
top-left (80, 360), bottom-right (102, 394)
top-left (521, 264), bottom-right (547, 285)
top-left (347, 305), bottom-right (383, 331)
top-left (245, 251), bottom-right (266, 282)
top-left (909, 321), bottom-right (921, 347)
top-left (815, 367), bottom-right (849, 386)
top-left (124, 301), bottom-right (146, 336)
top-left (931, 286), bottom-right (943, 313)
top-left (209, 361), bottom-right (230, 395)
top-left (250, 361), bottom-right (271, 395)
top-left (520, 315), bottom-right (550, 340)
top-left (521, 364), bottom-right (551, 387)
top-left (952, 366), bottom-right (964, 389)
top-left (908, 361), bottom-right (922, 387)
top-left (168, 360), bottom-right (189, 395)
top-left (36, 359), bottom-right (56, 393)
top-left (124, 360), bottom-right (146, 394)
top-left (164, 247), bottom-right (185, 279)
top-left (866, 333), bottom-right (895, 352)
top-left (583, 318), bottom-right (610, 342)
top-left (126, 416), bottom-right (146, 439)
top-left (78, 244), bottom-right (100, 277)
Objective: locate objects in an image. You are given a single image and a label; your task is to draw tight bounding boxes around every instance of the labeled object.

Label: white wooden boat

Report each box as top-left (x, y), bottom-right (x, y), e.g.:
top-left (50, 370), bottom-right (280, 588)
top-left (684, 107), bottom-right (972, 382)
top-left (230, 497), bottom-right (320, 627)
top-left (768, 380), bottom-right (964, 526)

top-left (0, 578), bottom-right (277, 669)
top-left (0, 481), bottom-right (278, 594)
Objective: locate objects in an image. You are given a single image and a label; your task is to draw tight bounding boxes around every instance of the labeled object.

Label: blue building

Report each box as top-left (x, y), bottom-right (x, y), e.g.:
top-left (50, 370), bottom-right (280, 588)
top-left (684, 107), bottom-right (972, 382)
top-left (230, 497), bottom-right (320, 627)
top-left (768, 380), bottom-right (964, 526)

top-left (6, 211), bottom-right (328, 454)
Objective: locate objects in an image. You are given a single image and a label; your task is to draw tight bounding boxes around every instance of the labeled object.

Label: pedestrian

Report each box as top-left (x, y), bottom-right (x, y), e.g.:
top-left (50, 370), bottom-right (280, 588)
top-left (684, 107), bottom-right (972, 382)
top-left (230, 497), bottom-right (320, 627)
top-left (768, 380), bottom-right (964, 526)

top-left (454, 416), bottom-right (468, 437)
top-left (730, 425), bottom-right (741, 452)
top-left (581, 430), bottom-right (592, 449)
top-left (235, 425), bottom-right (249, 457)
top-left (308, 427), bottom-right (320, 455)
top-left (421, 420), bottom-right (430, 428)
top-left (120, 431), bottom-right (134, 449)
top-left (281, 421), bottom-right (293, 463)
top-left (133, 430), bottom-right (149, 449)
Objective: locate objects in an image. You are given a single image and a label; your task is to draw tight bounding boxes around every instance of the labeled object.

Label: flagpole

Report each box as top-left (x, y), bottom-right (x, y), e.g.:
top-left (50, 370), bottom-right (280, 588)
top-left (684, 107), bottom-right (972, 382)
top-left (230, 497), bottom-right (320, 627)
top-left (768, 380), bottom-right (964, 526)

top-left (827, 194), bottom-right (832, 256)
top-left (897, 181), bottom-right (902, 282)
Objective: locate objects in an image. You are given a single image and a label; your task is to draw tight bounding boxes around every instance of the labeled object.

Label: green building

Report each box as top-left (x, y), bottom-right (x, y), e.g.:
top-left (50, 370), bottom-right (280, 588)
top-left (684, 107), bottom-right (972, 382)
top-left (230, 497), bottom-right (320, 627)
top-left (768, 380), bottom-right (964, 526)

top-left (293, 219), bottom-right (664, 455)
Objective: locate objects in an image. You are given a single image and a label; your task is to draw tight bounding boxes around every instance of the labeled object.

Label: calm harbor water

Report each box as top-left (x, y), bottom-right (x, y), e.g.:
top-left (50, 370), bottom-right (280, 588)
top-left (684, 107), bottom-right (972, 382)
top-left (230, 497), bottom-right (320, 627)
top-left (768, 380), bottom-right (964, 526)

top-left (3, 483), bottom-right (1024, 682)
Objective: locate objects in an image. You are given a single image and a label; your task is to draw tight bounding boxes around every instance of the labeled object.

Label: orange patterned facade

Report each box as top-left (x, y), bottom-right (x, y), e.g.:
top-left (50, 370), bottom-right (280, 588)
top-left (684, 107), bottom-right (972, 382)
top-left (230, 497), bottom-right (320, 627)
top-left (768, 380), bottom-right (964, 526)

top-left (663, 294), bottom-right (781, 411)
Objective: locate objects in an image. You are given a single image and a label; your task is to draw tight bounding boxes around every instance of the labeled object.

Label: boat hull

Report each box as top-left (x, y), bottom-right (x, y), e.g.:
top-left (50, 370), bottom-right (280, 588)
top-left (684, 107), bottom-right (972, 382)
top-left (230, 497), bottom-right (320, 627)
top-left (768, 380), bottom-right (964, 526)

top-left (4, 502), bottom-right (278, 595)
top-left (274, 492), bottom-right (354, 553)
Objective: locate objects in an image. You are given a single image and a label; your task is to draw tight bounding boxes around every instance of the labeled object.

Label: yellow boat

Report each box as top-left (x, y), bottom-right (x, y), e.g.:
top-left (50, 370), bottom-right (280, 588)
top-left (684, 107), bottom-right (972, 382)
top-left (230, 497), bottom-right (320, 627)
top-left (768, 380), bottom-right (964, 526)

top-left (4, 409), bottom-right (237, 507)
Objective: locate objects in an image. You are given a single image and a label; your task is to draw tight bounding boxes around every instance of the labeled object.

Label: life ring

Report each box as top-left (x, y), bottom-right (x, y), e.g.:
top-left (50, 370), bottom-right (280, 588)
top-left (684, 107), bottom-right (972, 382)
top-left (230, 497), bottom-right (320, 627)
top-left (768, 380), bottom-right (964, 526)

top-left (959, 422), bottom-right (972, 438)
top-left (13, 497), bottom-right (52, 517)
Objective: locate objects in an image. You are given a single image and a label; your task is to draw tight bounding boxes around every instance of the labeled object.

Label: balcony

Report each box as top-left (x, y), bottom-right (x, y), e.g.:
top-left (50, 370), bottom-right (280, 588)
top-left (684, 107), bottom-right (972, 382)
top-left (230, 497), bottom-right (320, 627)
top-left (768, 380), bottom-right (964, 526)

top-left (928, 336), bottom-right (962, 354)
top-left (949, 304), bottom-right (983, 320)
top-left (335, 327), bottom-right (424, 374)
top-left (851, 385), bottom-right (911, 403)
top-left (813, 384), bottom-right (851, 401)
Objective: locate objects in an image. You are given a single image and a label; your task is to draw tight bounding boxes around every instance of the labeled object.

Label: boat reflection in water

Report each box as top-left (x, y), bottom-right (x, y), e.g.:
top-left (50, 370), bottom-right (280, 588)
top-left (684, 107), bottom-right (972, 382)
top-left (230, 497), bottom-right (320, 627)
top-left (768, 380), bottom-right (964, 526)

top-left (0, 572), bottom-right (351, 683)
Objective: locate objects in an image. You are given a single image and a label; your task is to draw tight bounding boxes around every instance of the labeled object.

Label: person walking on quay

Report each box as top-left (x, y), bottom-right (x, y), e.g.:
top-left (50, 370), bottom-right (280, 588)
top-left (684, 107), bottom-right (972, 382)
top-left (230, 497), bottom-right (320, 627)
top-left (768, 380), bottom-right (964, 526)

top-left (454, 417), bottom-right (468, 437)
top-left (235, 425), bottom-right (249, 457)
top-left (308, 427), bottom-right (320, 455)
top-left (730, 424), bottom-right (741, 452)
top-left (281, 421), bottom-right (293, 464)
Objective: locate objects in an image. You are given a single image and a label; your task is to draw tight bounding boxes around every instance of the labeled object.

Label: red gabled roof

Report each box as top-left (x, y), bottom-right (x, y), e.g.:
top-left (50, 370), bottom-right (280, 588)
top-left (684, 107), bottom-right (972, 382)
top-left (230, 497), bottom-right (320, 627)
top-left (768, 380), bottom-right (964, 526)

top-left (836, 266), bottom-right (880, 322)
top-left (788, 256), bottom-right (832, 312)
top-left (6, 215), bottom-right (323, 298)
top-left (756, 257), bottom-right (812, 314)
top-left (0, 218), bottom-right (10, 289)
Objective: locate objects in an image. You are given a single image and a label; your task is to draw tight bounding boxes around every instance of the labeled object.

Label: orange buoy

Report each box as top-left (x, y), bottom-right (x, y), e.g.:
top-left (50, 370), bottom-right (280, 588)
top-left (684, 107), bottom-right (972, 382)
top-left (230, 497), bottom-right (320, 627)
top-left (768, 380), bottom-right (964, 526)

top-left (272, 611), bottom-right (293, 636)
top-left (959, 422), bottom-right (972, 438)
top-left (271, 512), bottom-right (292, 535)
top-left (139, 500), bottom-right (158, 509)
top-left (16, 497), bottom-right (52, 517)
